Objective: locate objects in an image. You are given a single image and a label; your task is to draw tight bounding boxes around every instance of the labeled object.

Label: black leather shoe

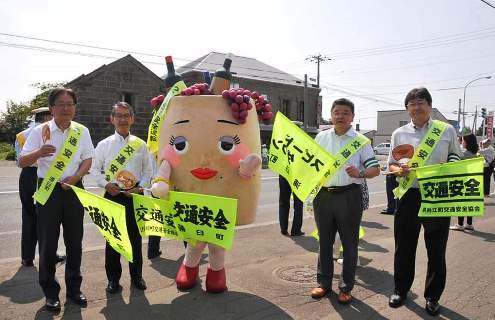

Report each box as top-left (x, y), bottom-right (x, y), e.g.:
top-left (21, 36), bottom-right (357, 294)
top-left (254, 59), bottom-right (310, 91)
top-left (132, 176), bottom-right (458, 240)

top-left (281, 230), bottom-right (289, 236)
top-left (106, 281), bottom-right (122, 294)
top-left (291, 231), bottom-right (306, 237)
top-left (56, 254), bottom-right (66, 263)
top-left (21, 259), bottom-right (34, 267)
top-left (132, 278), bottom-right (147, 290)
top-left (389, 292), bottom-right (406, 308)
top-left (45, 298), bottom-right (61, 312)
top-left (425, 300), bottom-right (440, 316)
top-left (66, 292), bottom-right (88, 306)
top-left (148, 250), bottom-right (162, 259)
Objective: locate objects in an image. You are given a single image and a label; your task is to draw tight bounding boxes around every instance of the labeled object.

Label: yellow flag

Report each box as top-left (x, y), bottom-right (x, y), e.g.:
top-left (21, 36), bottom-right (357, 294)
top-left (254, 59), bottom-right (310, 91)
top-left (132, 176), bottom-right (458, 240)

top-left (70, 186), bottom-right (133, 262)
top-left (268, 112), bottom-right (334, 201)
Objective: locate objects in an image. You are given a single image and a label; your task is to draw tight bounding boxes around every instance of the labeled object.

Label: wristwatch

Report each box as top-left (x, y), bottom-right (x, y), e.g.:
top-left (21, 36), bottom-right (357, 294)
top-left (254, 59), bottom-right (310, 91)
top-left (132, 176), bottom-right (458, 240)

top-left (358, 169), bottom-right (365, 178)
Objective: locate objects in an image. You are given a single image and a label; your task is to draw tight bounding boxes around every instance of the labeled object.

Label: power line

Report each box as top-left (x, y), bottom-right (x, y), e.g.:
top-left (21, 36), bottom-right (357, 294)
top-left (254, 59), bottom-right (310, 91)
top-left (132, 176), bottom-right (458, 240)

top-left (0, 32), bottom-right (304, 78)
top-left (0, 40), bottom-right (308, 85)
top-left (480, 0), bottom-right (495, 9)
top-left (325, 27), bottom-right (495, 60)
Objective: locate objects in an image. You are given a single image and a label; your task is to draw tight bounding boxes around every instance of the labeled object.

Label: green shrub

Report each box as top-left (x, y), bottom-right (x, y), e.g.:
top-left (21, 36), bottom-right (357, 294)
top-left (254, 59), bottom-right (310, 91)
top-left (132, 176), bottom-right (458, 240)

top-left (0, 143), bottom-right (15, 160)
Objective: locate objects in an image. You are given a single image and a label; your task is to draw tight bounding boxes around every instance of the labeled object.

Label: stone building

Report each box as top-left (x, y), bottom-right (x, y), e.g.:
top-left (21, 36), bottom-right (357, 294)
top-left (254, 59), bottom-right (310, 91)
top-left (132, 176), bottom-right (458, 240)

top-left (67, 52), bottom-right (321, 146)
top-left (68, 55), bottom-right (166, 144)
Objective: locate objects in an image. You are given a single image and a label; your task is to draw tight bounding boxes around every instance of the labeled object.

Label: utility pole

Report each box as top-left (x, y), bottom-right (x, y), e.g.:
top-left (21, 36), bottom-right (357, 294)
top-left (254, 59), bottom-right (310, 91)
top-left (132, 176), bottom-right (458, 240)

top-left (457, 98), bottom-right (462, 132)
top-left (304, 74), bottom-right (308, 130)
top-left (472, 106), bottom-right (478, 133)
top-left (306, 54), bottom-right (331, 88)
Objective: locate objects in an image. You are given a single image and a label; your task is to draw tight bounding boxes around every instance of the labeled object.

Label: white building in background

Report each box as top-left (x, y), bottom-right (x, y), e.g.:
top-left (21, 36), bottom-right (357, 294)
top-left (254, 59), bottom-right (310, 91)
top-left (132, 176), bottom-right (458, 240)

top-left (374, 108), bottom-right (456, 146)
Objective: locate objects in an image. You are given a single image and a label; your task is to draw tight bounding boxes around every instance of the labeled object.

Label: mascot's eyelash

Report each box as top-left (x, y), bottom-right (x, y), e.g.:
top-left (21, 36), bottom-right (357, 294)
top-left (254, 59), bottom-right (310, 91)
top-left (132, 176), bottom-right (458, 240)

top-left (169, 135), bottom-right (175, 145)
top-left (233, 135), bottom-right (241, 144)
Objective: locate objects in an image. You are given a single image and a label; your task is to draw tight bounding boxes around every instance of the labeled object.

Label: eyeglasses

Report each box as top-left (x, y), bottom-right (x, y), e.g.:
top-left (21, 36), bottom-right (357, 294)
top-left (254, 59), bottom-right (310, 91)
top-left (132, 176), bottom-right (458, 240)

top-left (406, 100), bottom-right (428, 108)
top-left (113, 113), bottom-right (132, 119)
top-left (53, 102), bottom-right (76, 108)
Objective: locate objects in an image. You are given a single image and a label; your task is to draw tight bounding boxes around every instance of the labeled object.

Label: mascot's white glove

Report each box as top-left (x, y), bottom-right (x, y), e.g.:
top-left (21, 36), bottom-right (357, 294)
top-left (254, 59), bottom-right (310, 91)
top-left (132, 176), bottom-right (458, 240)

top-left (239, 154), bottom-right (261, 179)
top-left (151, 179), bottom-right (170, 199)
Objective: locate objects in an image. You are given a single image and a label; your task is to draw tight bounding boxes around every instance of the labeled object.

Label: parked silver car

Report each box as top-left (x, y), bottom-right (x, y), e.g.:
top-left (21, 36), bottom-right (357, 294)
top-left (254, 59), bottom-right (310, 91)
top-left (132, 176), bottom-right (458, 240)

top-left (374, 143), bottom-right (391, 155)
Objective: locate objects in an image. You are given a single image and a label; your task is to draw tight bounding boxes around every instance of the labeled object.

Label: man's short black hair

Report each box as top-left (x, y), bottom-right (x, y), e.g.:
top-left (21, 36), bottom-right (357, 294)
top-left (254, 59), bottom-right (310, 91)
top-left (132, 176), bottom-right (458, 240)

top-left (404, 87), bottom-right (432, 108)
top-left (48, 87), bottom-right (77, 107)
top-left (331, 98), bottom-right (354, 114)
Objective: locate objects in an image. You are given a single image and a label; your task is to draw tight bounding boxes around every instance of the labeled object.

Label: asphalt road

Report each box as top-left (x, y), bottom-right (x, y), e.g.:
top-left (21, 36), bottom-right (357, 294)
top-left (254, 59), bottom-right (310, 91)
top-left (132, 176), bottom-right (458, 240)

top-left (0, 161), bottom-right (388, 262)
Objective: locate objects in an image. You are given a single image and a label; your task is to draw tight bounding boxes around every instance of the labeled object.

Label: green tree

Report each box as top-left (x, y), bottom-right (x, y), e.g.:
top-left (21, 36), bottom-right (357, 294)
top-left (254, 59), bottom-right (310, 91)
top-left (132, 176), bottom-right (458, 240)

top-left (30, 82), bottom-right (66, 110)
top-left (0, 100), bottom-right (31, 143)
top-left (0, 82), bottom-right (66, 143)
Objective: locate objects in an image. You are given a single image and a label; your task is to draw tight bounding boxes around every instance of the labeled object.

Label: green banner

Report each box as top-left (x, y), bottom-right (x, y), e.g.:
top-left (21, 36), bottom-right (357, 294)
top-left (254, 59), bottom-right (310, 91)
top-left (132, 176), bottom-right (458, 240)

top-left (268, 112), bottom-right (335, 201)
top-left (70, 185), bottom-right (133, 262)
top-left (416, 157), bottom-right (484, 217)
top-left (34, 122), bottom-right (83, 205)
top-left (133, 191), bottom-right (237, 250)
top-left (147, 81), bottom-right (187, 155)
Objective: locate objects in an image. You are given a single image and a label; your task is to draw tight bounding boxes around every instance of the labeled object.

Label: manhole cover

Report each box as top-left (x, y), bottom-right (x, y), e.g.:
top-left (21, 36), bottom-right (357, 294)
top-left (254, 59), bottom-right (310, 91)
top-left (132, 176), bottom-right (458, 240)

top-left (275, 265), bottom-right (317, 284)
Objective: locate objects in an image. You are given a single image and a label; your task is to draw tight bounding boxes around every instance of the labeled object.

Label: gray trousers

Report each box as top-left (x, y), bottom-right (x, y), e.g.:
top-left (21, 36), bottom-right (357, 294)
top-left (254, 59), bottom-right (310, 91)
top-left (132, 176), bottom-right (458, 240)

top-left (313, 186), bottom-right (363, 292)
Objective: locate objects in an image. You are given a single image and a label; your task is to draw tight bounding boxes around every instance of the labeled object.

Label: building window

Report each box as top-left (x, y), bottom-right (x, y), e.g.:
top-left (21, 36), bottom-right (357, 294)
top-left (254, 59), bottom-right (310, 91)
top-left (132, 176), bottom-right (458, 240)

top-left (120, 92), bottom-right (133, 105)
top-left (298, 101), bottom-right (304, 121)
top-left (399, 120), bottom-right (408, 127)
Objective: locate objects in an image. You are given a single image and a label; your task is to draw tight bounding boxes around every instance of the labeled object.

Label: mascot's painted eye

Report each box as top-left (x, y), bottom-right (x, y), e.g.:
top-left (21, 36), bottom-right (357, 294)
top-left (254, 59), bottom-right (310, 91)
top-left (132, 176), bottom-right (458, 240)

top-left (170, 135), bottom-right (190, 155)
top-left (218, 135), bottom-right (240, 155)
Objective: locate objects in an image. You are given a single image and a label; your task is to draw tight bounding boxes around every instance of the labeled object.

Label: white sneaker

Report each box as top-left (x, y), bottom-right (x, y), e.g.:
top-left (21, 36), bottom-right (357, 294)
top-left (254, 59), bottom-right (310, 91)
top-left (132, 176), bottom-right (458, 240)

top-left (464, 224), bottom-right (474, 233)
top-left (449, 224), bottom-right (464, 231)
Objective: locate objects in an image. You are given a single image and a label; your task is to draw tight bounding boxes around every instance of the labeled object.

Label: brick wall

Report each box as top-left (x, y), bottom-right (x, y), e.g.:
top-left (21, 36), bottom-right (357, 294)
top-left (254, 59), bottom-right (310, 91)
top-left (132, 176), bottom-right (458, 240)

top-left (68, 57), bottom-right (166, 145)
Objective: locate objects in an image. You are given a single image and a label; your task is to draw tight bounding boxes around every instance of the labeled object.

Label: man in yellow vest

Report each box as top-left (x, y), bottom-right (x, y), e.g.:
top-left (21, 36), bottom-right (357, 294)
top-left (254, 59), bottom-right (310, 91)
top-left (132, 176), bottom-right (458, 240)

top-left (15, 108), bottom-right (66, 267)
top-left (387, 87), bottom-right (461, 316)
top-left (19, 88), bottom-right (94, 312)
top-left (310, 98), bottom-right (380, 304)
top-left (90, 102), bottom-right (152, 294)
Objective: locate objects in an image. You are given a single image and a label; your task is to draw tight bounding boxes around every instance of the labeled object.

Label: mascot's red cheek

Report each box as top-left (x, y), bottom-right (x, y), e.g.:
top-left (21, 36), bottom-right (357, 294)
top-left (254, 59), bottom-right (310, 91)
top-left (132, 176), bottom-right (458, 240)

top-left (162, 145), bottom-right (181, 168)
top-left (227, 143), bottom-right (250, 167)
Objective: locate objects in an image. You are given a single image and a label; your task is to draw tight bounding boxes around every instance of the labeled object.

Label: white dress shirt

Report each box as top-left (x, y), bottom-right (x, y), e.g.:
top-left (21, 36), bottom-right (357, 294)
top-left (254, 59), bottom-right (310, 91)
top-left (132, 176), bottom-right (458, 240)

top-left (315, 127), bottom-right (377, 187)
top-left (21, 119), bottom-right (94, 179)
top-left (479, 145), bottom-right (495, 167)
top-left (90, 132), bottom-right (153, 188)
top-left (387, 118), bottom-right (462, 188)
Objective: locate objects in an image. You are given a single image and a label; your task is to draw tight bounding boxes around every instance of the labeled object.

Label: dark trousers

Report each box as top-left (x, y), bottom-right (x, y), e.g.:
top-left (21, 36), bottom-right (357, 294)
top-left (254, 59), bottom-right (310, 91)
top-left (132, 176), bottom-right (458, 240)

top-left (104, 192), bottom-right (142, 282)
top-left (313, 186), bottom-right (362, 292)
top-left (457, 216), bottom-right (472, 226)
top-left (147, 236), bottom-right (161, 257)
top-left (279, 176), bottom-right (303, 234)
top-left (393, 189), bottom-right (450, 301)
top-left (483, 166), bottom-right (491, 195)
top-left (19, 167), bottom-right (38, 260)
top-left (385, 174), bottom-right (399, 213)
top-left (36, 181), bottom-right (84, 299)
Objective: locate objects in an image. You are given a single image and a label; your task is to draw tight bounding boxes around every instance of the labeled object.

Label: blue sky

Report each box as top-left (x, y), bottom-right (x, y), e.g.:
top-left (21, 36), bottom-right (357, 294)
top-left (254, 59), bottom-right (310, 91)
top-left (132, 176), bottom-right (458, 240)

top-left (1, 0), bottom-right (494, 130)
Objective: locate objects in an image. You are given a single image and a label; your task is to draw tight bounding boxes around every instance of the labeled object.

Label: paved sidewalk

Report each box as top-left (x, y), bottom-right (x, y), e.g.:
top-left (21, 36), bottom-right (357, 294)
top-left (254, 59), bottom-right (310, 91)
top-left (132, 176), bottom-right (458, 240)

top-left (1, 203), bottom-right (495, 319)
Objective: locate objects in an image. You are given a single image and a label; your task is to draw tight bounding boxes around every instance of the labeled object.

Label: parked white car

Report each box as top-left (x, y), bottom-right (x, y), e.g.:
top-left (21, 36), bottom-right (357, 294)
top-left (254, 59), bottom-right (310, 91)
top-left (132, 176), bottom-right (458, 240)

top-left (374, 143), bottom-right (391, 155)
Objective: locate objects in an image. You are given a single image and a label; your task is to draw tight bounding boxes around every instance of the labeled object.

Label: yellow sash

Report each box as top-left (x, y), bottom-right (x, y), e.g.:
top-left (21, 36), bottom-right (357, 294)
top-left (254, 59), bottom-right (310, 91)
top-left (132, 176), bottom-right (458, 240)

top-left (33, 122), bottom-right (84, 205)
top-left (316, 133), bottom-right (371, 190)
top-left (393, 120), bottom-right (449, 199)
top-left (147, 81), bottom-right (186, 155)
top-left (104, 136), bottom-right (145, 182)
